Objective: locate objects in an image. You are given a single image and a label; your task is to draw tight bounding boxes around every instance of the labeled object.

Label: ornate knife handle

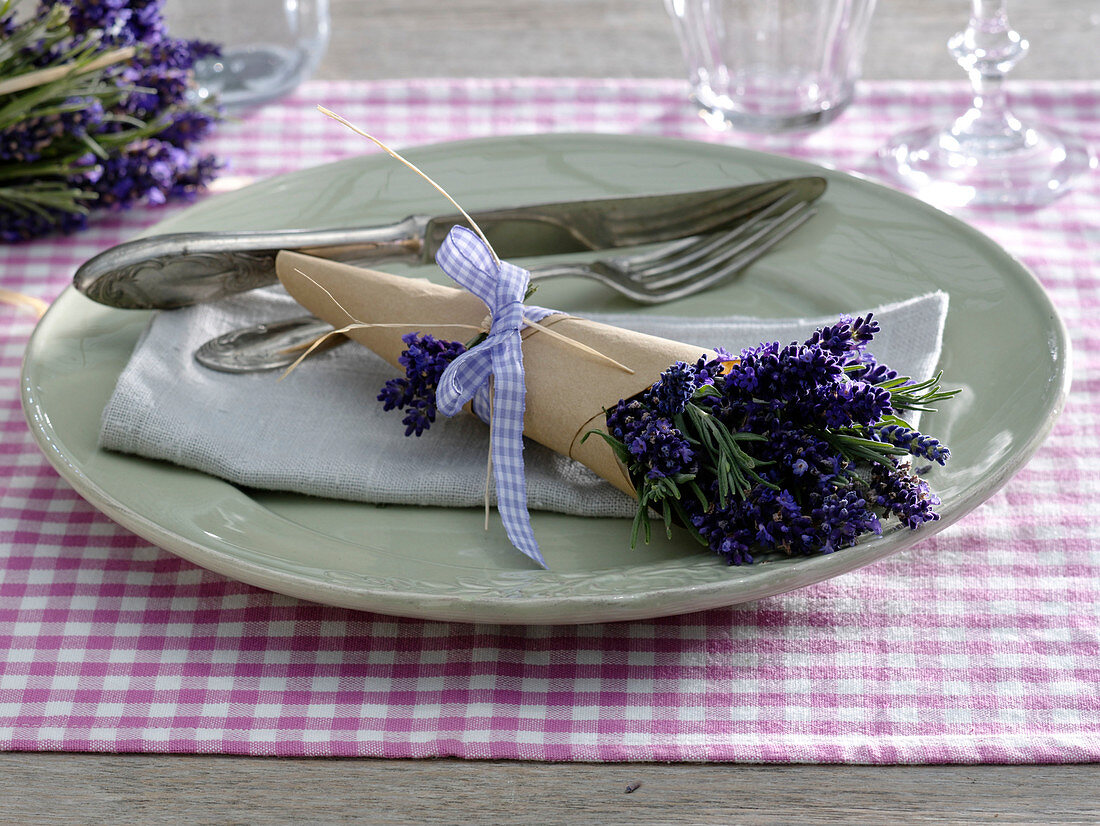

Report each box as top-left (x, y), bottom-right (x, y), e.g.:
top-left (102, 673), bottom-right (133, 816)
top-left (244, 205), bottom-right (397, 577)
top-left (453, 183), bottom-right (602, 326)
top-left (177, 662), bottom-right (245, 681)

top-left (73, 216), bottom-right (429, 310)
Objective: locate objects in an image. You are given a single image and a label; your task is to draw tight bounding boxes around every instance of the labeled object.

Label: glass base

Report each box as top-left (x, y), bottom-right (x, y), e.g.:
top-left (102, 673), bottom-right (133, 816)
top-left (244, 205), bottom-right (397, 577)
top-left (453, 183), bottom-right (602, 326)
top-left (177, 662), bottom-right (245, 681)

top-left (193, 45), bottom-right (316, 110)
top-left (691, 81), bottom-right (854, 134)
top-left (879, 122), bottom-right (1096, 209)
top-left (695, 99), bottom-right (851, 134)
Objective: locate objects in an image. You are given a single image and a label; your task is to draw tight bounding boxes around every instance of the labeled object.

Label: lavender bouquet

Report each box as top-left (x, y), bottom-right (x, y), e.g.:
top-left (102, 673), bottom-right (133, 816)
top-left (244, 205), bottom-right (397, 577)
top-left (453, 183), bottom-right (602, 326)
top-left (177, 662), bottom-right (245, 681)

top-left (0, 0), bottom-right (221, 242)
top-left (275, 241), bottom-right (956, 569)
top-left (592, 321), bottom-right (953, 564)
top-left (381, 315), bottom-right (953, 565)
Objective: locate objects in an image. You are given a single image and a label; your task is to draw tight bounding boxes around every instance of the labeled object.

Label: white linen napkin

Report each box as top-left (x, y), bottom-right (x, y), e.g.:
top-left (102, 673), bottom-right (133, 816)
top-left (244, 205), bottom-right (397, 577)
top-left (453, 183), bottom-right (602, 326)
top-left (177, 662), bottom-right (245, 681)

top-left (100, 288), bottom-right (948, 519)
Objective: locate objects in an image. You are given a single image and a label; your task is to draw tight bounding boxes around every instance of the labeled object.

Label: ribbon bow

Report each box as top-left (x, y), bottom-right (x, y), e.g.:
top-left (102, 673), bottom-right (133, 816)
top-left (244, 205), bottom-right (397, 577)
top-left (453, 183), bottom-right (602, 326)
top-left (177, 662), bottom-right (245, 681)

top-left (435, 226), bottom-right (552, 568)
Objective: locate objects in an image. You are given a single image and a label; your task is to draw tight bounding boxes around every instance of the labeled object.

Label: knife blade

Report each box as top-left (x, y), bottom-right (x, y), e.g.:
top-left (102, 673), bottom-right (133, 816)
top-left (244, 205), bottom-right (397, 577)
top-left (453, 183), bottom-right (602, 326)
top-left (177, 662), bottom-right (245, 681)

top-left (73, 176), bottom-right (826, 309)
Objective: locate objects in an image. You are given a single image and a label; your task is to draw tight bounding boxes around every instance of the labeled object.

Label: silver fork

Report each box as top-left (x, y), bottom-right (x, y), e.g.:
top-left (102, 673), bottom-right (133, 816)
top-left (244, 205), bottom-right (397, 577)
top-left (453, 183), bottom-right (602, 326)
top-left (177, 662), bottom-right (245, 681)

top-left (194, 196), bottom-right (817, 373)
top-left (524, 191), bottom-right (815, 304)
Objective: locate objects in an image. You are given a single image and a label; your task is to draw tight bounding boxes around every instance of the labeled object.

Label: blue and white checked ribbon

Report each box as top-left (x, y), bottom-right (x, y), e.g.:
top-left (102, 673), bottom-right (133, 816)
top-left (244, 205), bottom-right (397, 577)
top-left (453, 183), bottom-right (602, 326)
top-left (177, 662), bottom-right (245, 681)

top-left (434, 227), bottom-right (559, 568)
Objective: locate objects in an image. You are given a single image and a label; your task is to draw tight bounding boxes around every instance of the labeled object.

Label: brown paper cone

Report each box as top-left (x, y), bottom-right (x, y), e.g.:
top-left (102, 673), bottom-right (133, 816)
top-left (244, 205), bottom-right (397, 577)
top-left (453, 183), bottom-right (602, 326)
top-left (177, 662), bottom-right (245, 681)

top-left (276, 250), bottom-right (711, 496)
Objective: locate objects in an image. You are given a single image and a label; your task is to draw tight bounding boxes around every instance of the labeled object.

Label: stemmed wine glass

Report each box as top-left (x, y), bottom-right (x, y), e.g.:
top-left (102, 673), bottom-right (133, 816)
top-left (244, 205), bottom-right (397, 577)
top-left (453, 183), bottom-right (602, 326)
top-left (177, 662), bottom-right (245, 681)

top-left (880, 0), bottom-right (1095, 209)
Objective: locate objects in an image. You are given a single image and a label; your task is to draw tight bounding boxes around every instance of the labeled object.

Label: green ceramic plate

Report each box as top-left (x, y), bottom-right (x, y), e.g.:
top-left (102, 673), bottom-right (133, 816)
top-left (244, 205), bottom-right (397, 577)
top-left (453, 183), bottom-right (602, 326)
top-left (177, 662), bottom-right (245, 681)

top-left (21, 134), bottom-right (1070, 624)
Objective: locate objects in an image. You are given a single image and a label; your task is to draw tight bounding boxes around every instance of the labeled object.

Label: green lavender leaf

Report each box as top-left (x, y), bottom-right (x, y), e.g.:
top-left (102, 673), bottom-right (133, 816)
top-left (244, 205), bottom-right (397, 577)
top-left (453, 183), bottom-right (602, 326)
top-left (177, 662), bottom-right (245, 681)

top-left (878, 371), bottom-right (960, 412)
top-left (824, 430), bottom-right (908, 466)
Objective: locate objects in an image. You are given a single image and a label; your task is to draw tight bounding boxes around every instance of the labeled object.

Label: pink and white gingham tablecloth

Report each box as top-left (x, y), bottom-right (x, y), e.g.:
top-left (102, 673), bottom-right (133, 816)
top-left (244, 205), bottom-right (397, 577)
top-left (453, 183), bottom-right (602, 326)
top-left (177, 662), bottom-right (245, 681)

top-left (1, 79), bottom-right (1098, 763)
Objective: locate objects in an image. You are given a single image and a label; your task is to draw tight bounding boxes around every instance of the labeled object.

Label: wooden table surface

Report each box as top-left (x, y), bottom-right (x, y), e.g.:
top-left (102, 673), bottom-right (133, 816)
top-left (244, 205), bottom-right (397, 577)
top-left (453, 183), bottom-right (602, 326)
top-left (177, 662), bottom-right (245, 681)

top-left (9, 2), bottom-right (1100, 823)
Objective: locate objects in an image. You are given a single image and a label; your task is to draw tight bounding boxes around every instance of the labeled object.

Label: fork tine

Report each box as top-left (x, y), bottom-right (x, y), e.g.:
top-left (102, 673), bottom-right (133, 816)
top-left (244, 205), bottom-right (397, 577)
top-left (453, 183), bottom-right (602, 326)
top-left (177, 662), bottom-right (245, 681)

top-left (526, 198), bottom-right (818, 302)
top-left (594, 178), bottom-right (813, 244)
top-left (628, 193), bottom-right (805, 286)
top-left (608, 189), bottom-right (797, 273)
top-left (633, 204), bottom-right (817, 301)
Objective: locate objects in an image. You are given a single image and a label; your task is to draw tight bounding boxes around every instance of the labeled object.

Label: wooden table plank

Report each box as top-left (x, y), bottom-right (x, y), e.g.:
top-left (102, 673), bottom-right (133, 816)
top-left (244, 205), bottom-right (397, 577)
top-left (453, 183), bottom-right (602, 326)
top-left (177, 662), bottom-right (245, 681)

top-left (4, 754), bottom-right (1100, 824)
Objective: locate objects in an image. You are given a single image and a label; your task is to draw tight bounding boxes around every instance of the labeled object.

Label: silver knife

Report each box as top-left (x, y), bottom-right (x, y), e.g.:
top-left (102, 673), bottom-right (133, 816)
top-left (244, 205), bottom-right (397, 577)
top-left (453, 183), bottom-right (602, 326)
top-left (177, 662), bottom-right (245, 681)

top-left (73, 177), bottom-right (826, 310)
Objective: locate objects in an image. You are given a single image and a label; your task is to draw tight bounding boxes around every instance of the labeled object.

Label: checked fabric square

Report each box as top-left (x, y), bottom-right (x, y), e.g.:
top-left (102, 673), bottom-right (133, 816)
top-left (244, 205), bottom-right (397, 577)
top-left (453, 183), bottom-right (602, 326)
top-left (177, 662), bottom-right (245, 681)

top-left (0, 79), bottom-right (1098, 761)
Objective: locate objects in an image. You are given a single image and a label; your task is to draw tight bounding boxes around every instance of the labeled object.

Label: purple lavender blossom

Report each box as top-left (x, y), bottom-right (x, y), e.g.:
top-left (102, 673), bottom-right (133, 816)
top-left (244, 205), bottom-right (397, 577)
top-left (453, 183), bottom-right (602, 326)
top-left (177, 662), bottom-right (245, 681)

top-left (645, 362), bottom-right (697, 417)
top-left (0, 97), bottom-right (105, 163)
top-left (94, 139), bottom-right (204, 208)
top-left (628, 415), bottom-right (696, 480)
top-left (0, 207), bottom-right (89, 243)
top-left (167, 152), bottom-right (220, 201)
top-left (810, 488), bottom-right (882, 552)
top-left (805, 313), bottom-right (879, 359)
top-left (869, 463), bottom-right (942, 529)
top-left (685, 493), bottom-right (756, 566)
top-left (51, 0), bottom-right (132, 35)
top-left (607, 399), bottom-right (698, 481)
top-left (378, 333), bottom-right (467, 437)
top-left (818, 379), bottom-right (893, 428)
top-left (124, 0), bottom-right (170, 44)
top-left (874, 423), bottom-right (951, 465)
top-left (756, 424), bottom-right (838, 483)
top-left (691, 348), bottom-right (732, 387)
top-left (848, 358), bottom-right (899, 385)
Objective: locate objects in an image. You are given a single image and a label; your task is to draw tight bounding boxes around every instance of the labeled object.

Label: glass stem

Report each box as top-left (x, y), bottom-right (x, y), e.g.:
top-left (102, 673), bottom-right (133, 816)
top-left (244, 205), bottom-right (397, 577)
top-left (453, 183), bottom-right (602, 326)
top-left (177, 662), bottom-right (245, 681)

top-left (945, 0), bottom-right (1032, 154)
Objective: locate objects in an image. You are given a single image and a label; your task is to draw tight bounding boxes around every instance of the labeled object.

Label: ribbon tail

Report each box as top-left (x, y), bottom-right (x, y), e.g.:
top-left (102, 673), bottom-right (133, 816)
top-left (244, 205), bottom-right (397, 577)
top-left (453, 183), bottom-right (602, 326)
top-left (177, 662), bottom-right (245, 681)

top-left (489, 335), bottom-right (545, 568)
top-left (434, 225), bottom-right (544, 566)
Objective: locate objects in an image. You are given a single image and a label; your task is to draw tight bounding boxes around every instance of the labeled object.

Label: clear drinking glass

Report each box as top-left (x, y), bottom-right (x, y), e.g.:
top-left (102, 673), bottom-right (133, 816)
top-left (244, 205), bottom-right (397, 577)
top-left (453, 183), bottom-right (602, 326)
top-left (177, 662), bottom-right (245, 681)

top-left (664, 0), bottom-right (878, 133)
top-left (879, 0), bottom-right (1095, 209)
top-left (165, 0), bottom-right (330, 110)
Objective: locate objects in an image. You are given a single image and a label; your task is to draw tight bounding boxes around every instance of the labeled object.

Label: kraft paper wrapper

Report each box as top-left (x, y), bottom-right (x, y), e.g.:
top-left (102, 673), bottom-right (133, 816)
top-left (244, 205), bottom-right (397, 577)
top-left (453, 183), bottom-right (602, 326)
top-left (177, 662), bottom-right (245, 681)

top-left (276, 250), bottom-right (710, 496)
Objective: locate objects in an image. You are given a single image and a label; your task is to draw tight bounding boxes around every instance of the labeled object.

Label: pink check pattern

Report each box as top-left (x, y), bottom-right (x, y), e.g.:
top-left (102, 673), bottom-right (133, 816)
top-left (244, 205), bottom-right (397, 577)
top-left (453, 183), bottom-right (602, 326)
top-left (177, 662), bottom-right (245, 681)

top-left (1, 79), bottom-right (1099, 762)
